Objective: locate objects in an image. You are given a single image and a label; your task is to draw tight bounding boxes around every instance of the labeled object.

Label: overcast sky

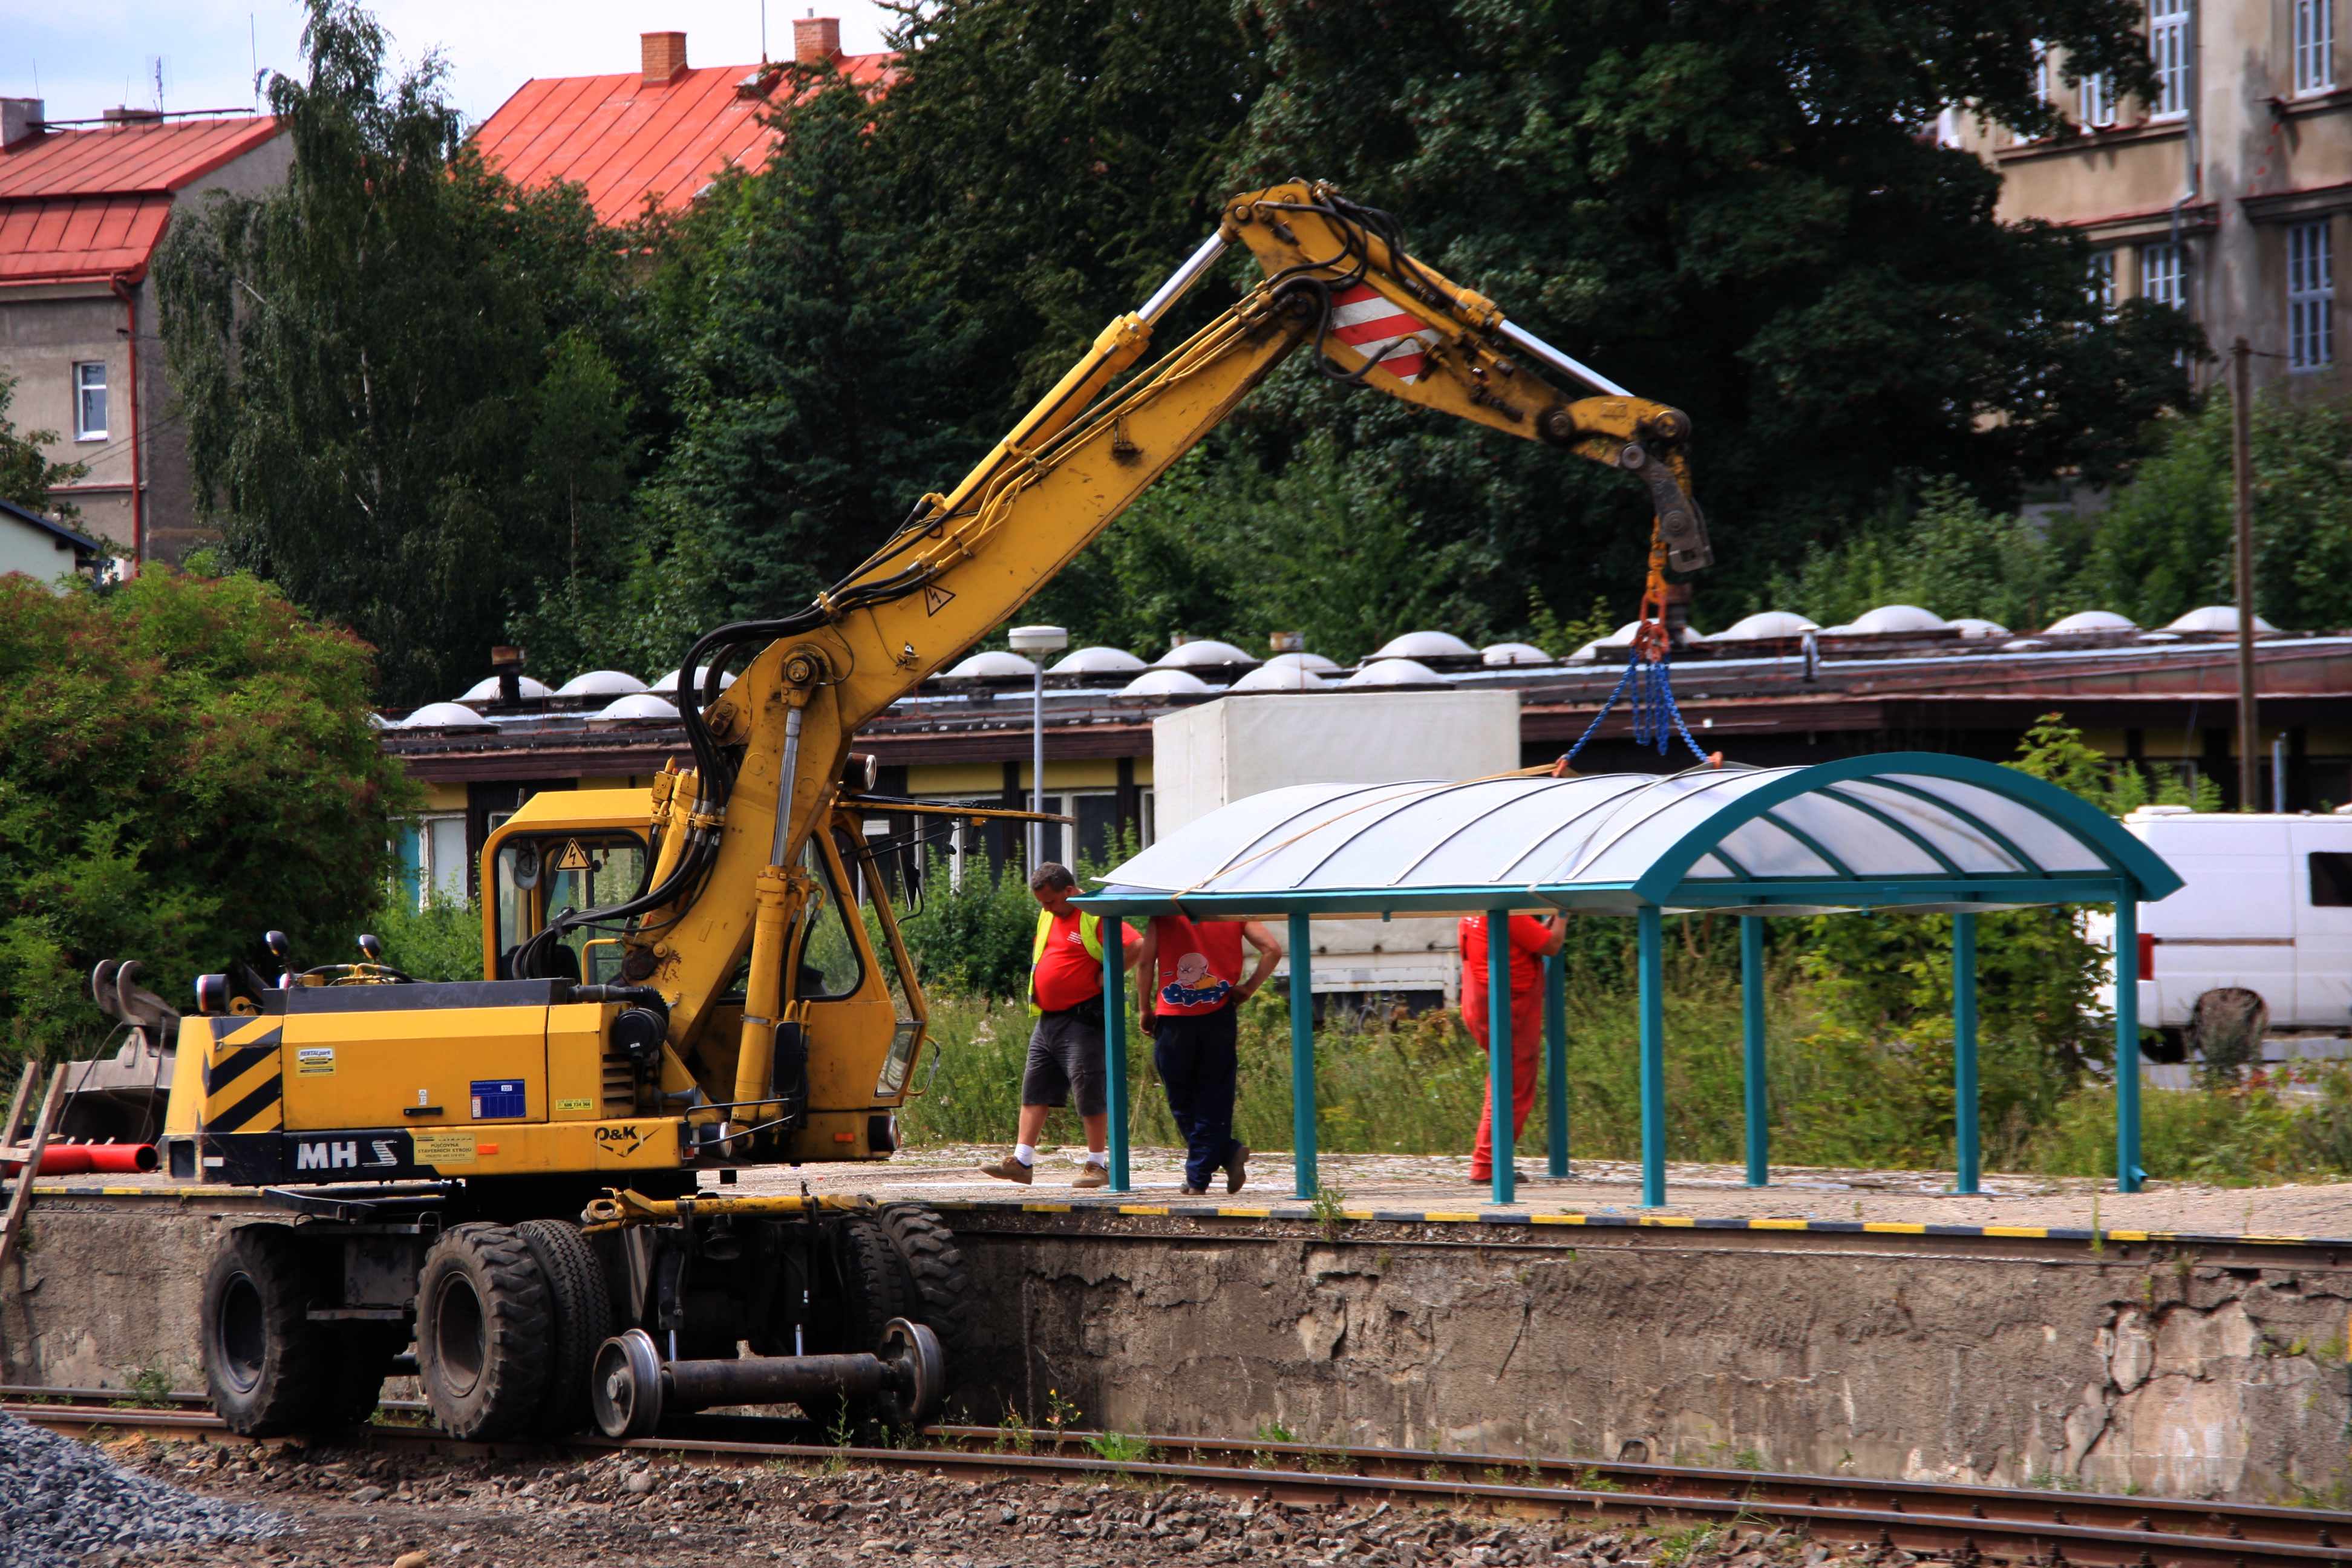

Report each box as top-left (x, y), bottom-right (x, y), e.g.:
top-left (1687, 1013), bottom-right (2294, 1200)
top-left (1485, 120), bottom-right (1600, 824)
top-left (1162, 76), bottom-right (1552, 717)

top-left (4, 0), bottom-right (901, 128)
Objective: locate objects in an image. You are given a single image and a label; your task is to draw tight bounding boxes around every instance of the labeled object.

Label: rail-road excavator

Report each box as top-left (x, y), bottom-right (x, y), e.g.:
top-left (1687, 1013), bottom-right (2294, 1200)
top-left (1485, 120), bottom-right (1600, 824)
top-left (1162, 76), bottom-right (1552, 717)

top-left (135, 181), bottom-right (1710, 1442)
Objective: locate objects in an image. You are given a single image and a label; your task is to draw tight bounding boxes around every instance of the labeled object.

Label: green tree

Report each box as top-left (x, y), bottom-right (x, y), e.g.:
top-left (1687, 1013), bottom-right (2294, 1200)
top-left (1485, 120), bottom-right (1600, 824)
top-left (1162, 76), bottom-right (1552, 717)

top-left (1763, 476), bottom-right (2073, 631)
top-left (2077, 389), bottom-right (2352, 632)
top-left (1228, 0), bottom-right (2203, 626)
top-left (0, 568), bottom-right (412, 1062)
top-left (154, 0), bottom-right (647, 704)
top-left (0, 371), bottom-right (89, 520)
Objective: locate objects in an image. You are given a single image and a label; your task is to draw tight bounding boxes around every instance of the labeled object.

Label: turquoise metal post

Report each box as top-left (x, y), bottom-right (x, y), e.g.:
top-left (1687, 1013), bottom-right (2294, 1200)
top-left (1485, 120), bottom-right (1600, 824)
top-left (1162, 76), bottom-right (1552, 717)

top-left (1101, 915), bottom-right (1130, 1193)
top-left (1952, 912), bottom-right (1980, 1195)
top-left (2114, 888), bottom-right (2143, 1194)
top-left (1544, 952), bottom-right (1569, 1178)
top-left (1637, 905), bottom-right (1667, 1209)
top-left (1486, 910), bottom-right (1515, 1206)
top-left (1739, 915), bottom-right (1768, 1187)
top-left (1289, 911), bottom-right (1317, 1200)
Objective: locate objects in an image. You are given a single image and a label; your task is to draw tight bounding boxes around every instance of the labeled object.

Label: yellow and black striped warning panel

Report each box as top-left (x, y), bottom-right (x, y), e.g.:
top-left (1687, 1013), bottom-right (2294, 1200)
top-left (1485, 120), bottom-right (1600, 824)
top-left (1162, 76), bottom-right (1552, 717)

top-left (201, 1016), bottom-right (284, 1134)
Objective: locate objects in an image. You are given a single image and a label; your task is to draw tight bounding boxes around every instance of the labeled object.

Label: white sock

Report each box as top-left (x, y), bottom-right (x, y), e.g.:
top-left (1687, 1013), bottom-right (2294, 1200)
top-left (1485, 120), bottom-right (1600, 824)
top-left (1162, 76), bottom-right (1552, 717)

top-left (1014, 1144), bottom-right (1036, 1166)
top-left (1085, 1151), bottom-right (1107, 1169)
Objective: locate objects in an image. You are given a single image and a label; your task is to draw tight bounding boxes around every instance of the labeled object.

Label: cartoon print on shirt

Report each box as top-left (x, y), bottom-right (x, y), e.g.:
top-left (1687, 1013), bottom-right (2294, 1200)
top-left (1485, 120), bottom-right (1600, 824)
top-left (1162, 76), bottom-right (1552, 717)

top-left (1160, 949), bottom-right (1233, 1010)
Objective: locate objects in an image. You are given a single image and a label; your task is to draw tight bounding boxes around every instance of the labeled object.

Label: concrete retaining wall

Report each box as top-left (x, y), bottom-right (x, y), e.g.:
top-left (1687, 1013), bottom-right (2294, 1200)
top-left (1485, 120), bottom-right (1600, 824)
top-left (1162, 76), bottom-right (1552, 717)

top-left (6, 1196), bottom-right (2347, 1505)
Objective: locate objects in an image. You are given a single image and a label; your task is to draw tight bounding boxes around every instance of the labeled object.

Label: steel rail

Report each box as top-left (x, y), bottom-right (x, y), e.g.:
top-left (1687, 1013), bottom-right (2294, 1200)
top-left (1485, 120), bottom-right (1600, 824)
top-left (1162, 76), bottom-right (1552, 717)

top-left (8, 1402), bottom-right (2344, 1568)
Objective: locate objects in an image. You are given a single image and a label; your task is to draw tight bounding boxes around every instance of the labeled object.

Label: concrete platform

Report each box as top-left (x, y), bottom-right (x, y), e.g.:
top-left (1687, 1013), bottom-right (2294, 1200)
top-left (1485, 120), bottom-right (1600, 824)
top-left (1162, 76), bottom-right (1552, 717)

top-left (8, 1153), bottom-right (2352, 1504)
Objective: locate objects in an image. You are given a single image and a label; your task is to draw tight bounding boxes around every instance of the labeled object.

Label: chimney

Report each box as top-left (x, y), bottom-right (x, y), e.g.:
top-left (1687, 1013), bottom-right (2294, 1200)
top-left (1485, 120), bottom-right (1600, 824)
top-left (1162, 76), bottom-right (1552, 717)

top-left (491, 645), bottom-right (526, 705)
top-left (793, 12), bottom-right (841, 64)
top-left (0, 99), bottom-right (42, 150)
top-left (641, 31), bottom-right (688, 86)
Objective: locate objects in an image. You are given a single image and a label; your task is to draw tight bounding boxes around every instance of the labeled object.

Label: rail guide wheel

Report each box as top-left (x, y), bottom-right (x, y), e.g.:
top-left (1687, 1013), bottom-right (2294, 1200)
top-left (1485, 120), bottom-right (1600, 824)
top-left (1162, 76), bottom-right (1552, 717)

top-left (591, 1327), bottom-right (665, 1440)
top-left (589, 1317), bottom-right (946, 1440)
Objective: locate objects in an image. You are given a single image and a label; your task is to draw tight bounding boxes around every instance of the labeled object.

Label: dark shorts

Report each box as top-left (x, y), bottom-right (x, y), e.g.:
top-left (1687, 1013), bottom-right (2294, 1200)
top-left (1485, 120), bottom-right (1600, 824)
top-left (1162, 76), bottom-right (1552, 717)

top-left (1022, 1007), bottom-right (1107, 1117)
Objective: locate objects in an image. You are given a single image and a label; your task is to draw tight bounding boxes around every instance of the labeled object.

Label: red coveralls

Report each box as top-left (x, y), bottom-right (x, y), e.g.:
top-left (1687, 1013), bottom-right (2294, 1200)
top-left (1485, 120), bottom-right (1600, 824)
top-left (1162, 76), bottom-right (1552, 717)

top-left (1462, 913), bottom-right (1553, 1180)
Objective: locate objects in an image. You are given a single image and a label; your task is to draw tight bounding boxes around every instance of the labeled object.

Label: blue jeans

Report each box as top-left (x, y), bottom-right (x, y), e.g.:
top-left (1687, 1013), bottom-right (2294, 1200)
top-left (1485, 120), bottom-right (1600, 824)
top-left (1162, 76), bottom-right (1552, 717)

top-left (1154, 1004), bottom-right (1240, 1190)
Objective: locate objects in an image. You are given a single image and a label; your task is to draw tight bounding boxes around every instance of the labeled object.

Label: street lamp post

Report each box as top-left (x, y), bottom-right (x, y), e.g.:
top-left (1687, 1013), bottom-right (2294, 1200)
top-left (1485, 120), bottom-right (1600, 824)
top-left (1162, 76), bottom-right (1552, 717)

top-left (1007, 625), bottom-right (1069, 867)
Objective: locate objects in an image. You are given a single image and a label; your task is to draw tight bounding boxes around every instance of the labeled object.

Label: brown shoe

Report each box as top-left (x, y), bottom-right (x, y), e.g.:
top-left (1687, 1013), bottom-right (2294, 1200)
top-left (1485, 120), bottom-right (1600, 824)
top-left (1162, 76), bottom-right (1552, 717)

top-left (978, 1155), bottom-right (1033, 1185)
top-left (1226, 1144), bottom-right (1250, 1195)
top-left (1073, 1165), bottom-right (1110, 1189)
top-left (1178, 1184), bottom-right (1207, 1196)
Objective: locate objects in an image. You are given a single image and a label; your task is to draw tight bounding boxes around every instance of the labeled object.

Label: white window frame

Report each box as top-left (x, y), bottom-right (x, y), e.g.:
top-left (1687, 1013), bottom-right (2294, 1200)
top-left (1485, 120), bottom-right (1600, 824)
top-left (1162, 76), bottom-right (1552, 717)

top-left (2088, 250), bottom-right (2118, 313)
top-left (2079, 70), bottom-right (2117, 128)
top-left (2290, 220), bottom-right (2336, 371)
top-left (2149, 0), bottom-right (2189, 120)
top-left (2141, 241), bottom-right (2187, 312)
top-left (2297, 0), bottom-right (2336, 96)
top-left (419, 812), bottom-right (470, 905)
top-left (72, 361), bottom-right (107, 442)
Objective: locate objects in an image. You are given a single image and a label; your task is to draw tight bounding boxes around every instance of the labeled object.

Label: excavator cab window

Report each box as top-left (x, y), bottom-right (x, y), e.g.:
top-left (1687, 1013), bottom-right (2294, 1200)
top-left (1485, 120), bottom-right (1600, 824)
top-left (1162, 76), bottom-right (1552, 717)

top-left (851, 830), bottom-right (925, 1099)
top-left (788, 835), bottom-right (865, 1002)
top-left (492, 832), bottom-right (647, 984)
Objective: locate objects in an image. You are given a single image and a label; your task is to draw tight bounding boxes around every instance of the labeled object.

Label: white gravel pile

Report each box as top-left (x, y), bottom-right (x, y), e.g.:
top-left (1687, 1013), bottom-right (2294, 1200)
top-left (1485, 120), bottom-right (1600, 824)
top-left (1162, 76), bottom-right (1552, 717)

top-left (0, 1411), bottom-right (282, 1568)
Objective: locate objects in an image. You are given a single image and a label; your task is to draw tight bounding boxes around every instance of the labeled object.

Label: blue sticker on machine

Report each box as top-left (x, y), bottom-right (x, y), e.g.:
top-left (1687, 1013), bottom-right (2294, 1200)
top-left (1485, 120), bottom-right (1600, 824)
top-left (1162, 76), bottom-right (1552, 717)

top-left (470, 1079), bottom-right (527, 1120)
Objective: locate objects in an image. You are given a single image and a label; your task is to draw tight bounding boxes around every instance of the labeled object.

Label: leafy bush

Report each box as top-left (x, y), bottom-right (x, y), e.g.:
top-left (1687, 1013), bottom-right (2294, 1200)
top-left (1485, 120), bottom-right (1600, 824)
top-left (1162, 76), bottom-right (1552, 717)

top-left (364, 892), bottom-right (485, 982)
top-left (0, 569), bottom-right (411, 1063)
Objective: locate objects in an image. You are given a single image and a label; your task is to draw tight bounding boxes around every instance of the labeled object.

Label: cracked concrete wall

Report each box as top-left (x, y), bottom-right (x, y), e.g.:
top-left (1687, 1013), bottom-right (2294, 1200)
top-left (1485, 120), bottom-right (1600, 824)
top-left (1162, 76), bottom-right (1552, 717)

top-left (951, 1233), bottom-right (2352, 1505)
top-left (7, 1201), bottom-right (2348, 1506)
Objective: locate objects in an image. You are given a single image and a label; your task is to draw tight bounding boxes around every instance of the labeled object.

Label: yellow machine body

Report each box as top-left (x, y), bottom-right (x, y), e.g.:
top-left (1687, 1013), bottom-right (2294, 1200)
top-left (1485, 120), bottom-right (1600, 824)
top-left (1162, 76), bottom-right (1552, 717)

top-left (159, 180), bottom-right (1706, 1192)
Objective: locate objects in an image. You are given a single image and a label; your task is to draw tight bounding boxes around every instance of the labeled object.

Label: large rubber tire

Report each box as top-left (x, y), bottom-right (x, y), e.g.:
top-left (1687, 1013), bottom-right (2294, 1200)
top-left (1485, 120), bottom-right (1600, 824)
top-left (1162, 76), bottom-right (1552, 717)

top-left (804, 1214), bottom-right (916, 1431)
top-left (316, 1323), bottom-right (410, 1430)
top-left (415, 1223), bottom-right (552, 1440)
top-left (878, 1203), bottom-right (977, 1365)
top-left (201, 1225), bottom-right (328, 1436)
top-left (515, 1218), bottom-right (613, 1437)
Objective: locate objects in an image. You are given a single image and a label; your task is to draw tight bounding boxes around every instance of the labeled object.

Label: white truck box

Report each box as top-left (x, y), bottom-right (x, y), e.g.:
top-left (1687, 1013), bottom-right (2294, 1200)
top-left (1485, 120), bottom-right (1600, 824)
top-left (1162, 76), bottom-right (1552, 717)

top-left (1151, 688), bottom-right (1521, 1001)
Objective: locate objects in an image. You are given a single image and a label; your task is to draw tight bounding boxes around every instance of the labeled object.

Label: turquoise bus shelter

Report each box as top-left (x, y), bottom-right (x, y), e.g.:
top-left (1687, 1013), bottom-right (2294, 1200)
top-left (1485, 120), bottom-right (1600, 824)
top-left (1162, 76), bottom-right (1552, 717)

top-left (1073, 753), bottom-right (2183, 1209)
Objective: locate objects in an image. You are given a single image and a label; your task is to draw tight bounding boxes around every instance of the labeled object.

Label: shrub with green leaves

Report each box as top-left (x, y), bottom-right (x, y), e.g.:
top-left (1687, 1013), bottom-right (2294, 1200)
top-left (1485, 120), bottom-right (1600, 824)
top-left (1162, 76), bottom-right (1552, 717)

top-left (0, 569), bottom-right (411, 1062)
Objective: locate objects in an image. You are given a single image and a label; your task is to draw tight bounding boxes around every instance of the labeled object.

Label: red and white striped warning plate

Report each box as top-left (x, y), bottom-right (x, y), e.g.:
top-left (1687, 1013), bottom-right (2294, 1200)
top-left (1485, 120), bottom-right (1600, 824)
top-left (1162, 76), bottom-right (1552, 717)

top-left (1328, 283), bottom-right (1439, 385)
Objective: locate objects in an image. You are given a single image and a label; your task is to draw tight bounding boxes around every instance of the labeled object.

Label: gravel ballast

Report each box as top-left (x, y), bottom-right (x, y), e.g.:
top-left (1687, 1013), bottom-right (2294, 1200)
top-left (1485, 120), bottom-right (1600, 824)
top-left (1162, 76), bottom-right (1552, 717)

top-left (0, 1411), bottom-right (279, 1568)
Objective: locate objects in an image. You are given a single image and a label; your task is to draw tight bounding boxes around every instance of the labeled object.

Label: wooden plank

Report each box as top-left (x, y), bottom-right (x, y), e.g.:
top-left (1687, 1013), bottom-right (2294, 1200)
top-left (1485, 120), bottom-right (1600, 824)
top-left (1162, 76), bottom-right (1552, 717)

top-left (0, 1072), bottom-right (65, 1279)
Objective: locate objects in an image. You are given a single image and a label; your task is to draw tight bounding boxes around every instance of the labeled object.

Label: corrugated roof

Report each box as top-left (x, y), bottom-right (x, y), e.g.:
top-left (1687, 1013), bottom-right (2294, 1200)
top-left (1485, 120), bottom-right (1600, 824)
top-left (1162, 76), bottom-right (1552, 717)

top-left (0, 193), bottom-right (174, 284)
top-left (0, 117), bottom-right (282, 199)
top-left (471, 54), bottom-right (893, 224)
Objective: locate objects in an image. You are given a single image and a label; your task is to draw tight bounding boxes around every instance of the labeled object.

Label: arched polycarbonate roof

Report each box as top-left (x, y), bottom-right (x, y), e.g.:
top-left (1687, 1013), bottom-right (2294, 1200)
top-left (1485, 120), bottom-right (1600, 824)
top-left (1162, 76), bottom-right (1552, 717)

top-left (1080, 753), bottom-right (2182, 918)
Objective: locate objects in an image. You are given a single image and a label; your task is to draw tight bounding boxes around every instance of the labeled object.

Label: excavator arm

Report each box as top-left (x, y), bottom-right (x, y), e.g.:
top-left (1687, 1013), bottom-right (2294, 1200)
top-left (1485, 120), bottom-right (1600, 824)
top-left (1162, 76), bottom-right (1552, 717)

top-left (522, 181), bottom-right (1708, 1149)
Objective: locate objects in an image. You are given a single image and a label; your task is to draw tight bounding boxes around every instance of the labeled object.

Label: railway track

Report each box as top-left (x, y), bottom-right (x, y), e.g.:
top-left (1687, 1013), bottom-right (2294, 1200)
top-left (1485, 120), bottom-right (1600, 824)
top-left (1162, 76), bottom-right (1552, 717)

top-left (7, 1397), bottom-right (2345, 1568)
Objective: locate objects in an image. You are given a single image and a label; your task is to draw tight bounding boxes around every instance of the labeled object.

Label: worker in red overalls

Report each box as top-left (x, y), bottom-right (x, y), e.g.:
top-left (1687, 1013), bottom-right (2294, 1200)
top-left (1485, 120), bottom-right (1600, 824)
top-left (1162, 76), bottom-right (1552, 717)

top-left (1461, 911), bottom-right (1564, 1184)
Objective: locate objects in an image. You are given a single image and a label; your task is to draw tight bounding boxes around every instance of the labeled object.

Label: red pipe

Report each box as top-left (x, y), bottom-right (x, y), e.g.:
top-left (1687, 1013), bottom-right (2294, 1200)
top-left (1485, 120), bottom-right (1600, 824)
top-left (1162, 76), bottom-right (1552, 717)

top-left (108, 274), bottom-right (143, 568)
top-left (3, 1143), bottom-right (158, 1177)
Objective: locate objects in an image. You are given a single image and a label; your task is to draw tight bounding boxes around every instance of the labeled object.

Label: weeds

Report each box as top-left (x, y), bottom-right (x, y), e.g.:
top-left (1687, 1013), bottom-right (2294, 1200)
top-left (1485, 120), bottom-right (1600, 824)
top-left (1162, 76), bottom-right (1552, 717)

top-left (1570, 1467), bottom-right (1625, 1493)
top-left (1085, 1430), bottom-right (1153, 1466)
top-left (1654, 1524), bottom-right (1725, 1566)
top-left (1042, 1387), bottom-right (1080, 1436)
top-left (992, 1405), bottom-right (1037, 1455)
top-left (1307, 1184), bottom-right (1352, 1236)
top-left (822, 1407), bottom-right (855, 1476)
top-left (117, 1365), bottom-right (174, 1409)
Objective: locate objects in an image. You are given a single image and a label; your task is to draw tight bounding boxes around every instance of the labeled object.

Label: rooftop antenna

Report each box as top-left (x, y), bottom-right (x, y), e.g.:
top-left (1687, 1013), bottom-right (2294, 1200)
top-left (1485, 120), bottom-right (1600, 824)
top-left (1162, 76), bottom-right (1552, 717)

top-left (151, 56), bottom-right (165, 114)
top-left (250, 13), bottom-right (260, 108)
top-left (760, 0), bottom-right (768, 62)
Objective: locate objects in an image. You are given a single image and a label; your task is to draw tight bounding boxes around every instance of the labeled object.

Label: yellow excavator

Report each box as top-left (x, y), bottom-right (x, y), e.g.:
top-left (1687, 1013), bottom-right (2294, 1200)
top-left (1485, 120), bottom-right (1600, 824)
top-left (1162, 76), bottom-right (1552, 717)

top-left (151, 181), bottom-right (1708, 1442)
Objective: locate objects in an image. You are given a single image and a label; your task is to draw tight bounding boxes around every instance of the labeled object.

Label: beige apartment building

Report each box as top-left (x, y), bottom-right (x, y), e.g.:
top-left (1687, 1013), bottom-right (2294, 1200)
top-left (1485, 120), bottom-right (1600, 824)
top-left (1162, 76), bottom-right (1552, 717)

top-left (1955, 0), bottom-right (2352, 393)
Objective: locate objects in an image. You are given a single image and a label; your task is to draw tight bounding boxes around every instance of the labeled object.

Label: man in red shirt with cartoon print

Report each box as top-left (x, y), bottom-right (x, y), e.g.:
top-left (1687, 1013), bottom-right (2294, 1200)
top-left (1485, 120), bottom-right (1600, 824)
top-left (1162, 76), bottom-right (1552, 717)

top-left (1461, 910), bottom-right (1564, 1184)
top-left (1135, 911), bottom-right (1283, 1195)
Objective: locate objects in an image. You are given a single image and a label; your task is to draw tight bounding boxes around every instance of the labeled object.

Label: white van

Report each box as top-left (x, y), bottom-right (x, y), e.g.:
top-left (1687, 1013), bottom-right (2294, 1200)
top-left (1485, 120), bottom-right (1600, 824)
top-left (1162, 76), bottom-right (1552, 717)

top-left (2103, 807), bottom-right (2352, 1040)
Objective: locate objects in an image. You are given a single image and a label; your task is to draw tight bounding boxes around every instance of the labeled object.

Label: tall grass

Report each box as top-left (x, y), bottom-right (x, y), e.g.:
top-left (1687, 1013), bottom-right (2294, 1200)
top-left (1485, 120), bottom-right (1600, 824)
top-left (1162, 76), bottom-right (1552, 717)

top-left (900, 957), bottom-right (2352, 1186)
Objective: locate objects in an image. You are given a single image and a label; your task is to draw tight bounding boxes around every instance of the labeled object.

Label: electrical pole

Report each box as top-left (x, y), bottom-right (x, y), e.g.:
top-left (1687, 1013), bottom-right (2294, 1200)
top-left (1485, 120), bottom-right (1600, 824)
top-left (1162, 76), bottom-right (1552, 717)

top-left (2232, 337), bottom-right (2258, 812)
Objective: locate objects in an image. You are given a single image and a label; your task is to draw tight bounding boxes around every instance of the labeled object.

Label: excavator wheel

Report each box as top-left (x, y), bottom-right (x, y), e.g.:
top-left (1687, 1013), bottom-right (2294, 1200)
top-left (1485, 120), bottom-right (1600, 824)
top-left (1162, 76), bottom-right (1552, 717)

top-left (200, 1224), bottom-right (328, 1436)
top-left (878, 1203), bottom-right (978, 1366)
top-left (802, 1214), bottom-right (918, 1431)
top-left (416, 1223), bottom-right (552, 1440)
top-left (515, 1217), bottom-right (614, 1437)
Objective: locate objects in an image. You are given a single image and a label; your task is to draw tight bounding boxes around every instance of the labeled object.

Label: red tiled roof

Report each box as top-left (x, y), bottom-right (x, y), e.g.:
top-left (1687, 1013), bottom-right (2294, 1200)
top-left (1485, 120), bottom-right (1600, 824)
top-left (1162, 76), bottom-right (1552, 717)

top-left (0, 117), bottom-right (283, 286)
top-left (0, 117), bottom-right (282, 200)
top-left (471, 54), bottom-right (893, 225)
top-left (0, 194), bottom-right (174, 284)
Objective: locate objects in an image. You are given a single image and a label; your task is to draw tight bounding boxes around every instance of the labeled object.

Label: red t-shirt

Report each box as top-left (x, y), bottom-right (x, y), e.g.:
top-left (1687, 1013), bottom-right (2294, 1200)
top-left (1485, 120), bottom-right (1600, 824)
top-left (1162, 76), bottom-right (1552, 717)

top-left (1150, 915), bottom-right (1249, 1016)
top-left (1459, 913), bottom-right (1553, 1012)
top-left (1031, 912), bottom-right (1139, 1011)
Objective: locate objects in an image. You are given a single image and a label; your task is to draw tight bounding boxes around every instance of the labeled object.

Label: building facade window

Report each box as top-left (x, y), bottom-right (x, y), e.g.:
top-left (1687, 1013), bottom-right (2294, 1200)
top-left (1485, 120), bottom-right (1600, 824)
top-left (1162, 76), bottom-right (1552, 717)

top-left (2291, 219), bottom-right (2336, 370)
top-left (2149, 0), bottom-right (2189, 118)
top-left (2141, 241), bottom-right (2187, 311)
top-left (2079, 71), bottom-right (2117, 127)
top-left (72, 362), bottom-right (107, 441)
top-left (2297, 0), bottom-right (2335, 95)
top-left (2088, 250), bottom-right (2118, 312)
